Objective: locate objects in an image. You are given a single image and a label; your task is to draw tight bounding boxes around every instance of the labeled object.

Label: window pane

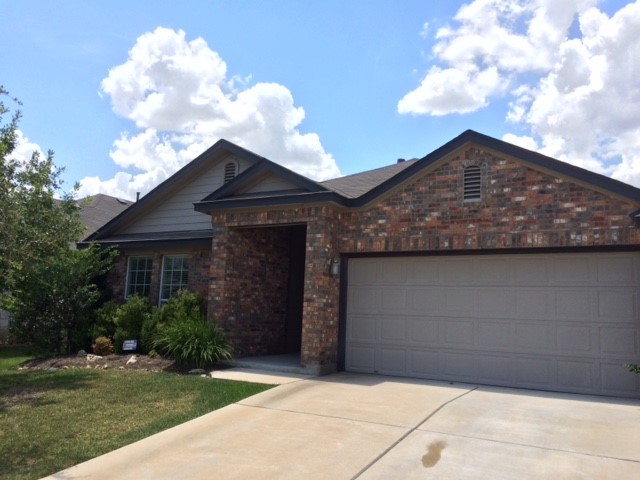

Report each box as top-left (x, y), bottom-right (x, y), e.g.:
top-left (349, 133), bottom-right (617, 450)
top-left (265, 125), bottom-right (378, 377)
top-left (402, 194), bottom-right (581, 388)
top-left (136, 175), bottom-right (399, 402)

top-left (126, 256), bottom-right (153, 298)
top-left (160, 255), bottom-right (189, 304)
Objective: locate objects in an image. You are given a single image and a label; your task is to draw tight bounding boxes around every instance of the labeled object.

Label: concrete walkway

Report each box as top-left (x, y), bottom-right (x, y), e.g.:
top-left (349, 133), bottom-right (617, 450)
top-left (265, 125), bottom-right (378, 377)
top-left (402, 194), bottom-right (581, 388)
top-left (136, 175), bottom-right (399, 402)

top-left (44, 372), bottom-right (640, 479)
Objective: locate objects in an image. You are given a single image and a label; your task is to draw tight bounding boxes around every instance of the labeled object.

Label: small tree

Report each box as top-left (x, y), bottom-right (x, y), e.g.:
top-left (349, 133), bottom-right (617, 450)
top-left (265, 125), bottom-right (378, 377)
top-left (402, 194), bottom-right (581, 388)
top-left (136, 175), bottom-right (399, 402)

top-left (1, 86), bottom-right (115, 353)
top-left (8, 245), bottom-right (115, 353)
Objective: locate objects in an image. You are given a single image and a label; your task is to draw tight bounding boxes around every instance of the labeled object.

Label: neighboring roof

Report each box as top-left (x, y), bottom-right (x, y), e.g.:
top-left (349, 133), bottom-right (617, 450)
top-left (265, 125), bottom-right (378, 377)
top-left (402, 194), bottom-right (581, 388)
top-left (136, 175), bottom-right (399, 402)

top-left (83, 139), bottom-right (267, 243)
top-left (320, 159), bottom-right (418, 198)
top-left (78, 194), bottom-right (131, 237)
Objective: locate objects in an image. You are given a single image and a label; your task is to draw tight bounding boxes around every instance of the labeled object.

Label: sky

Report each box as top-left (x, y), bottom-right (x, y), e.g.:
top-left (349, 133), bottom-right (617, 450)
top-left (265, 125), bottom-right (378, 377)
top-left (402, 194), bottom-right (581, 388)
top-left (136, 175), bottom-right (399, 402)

top-left (2, 0), bottom-right (639, 201)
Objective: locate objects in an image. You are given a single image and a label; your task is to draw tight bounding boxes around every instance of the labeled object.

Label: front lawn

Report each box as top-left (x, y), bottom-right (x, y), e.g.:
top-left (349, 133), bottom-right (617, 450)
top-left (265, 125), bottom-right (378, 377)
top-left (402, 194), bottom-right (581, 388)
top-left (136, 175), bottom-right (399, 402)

top-left (0, 346), bottom-right (273, 480)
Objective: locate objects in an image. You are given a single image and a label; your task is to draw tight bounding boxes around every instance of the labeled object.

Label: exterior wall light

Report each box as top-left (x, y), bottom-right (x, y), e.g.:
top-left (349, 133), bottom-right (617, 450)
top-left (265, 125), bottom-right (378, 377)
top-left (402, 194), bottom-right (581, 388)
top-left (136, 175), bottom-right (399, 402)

top-left (330, 259), bottom-right (340, 276)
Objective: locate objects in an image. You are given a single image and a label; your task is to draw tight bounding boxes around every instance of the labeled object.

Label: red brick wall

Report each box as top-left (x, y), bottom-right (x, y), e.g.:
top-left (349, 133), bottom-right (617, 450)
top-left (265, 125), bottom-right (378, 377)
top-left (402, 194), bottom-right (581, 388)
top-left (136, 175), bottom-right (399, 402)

top-left (339, 147), bottom-right (640, 252)
top-left (209, 208), bottom-right (341, 369)
top-left (209, 227), bottom-right (290, 356)
top-left (207, 146), bottom-right (640, 372)
top-left (104, 246), bottom-right (211, 309)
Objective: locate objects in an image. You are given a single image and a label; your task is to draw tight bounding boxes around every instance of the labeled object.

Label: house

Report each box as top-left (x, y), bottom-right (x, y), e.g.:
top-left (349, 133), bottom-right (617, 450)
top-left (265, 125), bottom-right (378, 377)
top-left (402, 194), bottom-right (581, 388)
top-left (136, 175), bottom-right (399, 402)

top-left (84, 130), bottom-right (640, 398)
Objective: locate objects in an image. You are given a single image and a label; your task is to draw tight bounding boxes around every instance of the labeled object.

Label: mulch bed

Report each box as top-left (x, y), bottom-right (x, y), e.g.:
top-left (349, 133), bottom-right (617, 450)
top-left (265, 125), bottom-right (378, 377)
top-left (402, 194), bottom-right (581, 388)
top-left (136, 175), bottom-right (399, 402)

top-left (19, 353), bottom-right (181, 373)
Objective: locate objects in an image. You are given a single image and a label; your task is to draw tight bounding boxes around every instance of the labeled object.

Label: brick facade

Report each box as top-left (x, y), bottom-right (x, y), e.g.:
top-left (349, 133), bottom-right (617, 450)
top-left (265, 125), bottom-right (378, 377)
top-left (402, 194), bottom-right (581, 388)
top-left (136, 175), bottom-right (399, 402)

top-left (101, 144), bottom-right (640, 375)
top-left (105, 247), bottom-right (211, 308)
top-left (206, 147), bottom-right (640, 373)
top-left (338, 147), bottom-right (640, 252)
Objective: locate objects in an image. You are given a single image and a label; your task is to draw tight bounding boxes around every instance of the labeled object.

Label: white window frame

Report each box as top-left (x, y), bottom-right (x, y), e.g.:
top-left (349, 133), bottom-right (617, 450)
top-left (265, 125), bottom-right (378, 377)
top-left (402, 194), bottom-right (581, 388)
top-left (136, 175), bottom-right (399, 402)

top-left (125, 256), bottom-right (153, 298)
top-left (159, 255), bottom-right (190, 305)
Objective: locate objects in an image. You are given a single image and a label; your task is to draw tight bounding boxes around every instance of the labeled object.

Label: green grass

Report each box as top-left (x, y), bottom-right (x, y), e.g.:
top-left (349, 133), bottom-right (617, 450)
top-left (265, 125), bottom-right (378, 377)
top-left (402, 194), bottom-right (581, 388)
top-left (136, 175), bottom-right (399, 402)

top-left (0, 346), bottom-right (273, 480)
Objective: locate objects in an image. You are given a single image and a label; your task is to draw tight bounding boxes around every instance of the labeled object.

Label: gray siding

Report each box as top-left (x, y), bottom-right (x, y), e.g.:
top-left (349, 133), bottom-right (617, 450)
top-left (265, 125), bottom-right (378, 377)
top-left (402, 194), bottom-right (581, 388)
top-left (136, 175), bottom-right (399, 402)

top-left (241, 173), bottom-right (299, 194)
top-left (122, 155), bottom-right (250, 234)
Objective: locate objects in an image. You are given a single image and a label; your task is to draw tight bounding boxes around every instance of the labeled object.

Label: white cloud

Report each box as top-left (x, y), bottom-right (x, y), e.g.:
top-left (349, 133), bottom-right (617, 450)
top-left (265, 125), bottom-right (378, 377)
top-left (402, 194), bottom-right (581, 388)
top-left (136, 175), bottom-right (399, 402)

top-left (80, 27), bottom-right (340, 200)
top-left (10, 130), bottom-right (45, 164)
top-left (399, 0), bottom-right (640, 188)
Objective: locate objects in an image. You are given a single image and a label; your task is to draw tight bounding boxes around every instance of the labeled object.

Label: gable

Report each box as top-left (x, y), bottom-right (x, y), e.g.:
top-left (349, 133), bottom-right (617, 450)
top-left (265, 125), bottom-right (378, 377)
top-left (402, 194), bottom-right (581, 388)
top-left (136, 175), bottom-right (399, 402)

top-left (120, 154), bottom-right (251, 235)
top-left (236, 172), bottom-right (302, 195)
top-left (339, 144), bottom-right (640, 249)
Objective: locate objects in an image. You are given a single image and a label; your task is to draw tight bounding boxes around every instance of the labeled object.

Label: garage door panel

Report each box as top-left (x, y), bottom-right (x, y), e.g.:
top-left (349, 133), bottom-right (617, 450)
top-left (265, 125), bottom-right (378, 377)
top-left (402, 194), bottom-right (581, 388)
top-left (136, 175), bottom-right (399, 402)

top-left (441, 352), bottom-right (479, 381)
top-left (601, 363), bottom-right (639, 395)
top-left (443, 259), bottom-right (474, 283)
top-left (555, 290), bottom-right (592, 319)
top-left (443, 320), bottom-right (475, 346)
top-left (410, 350), bottom-right (440, 376)
top-left (513, 258), bottom-right (549, 284)
top-left (476, 321), bottom-right (513, 348)
top-left (380, 288), bottom-right (406, 313)
top-left (476, 355), bottom-right (514, 383)
top-left (598, 291), bottom-right (637, 319)
top-left (443, 289), bottom-right (475, 314)
top-left (408, 288), bottom-right (442, 314)
top-left (515, 323), bottom-right (556, 352)
top-left (380, 316), bottom-right (406, 342)
top-left (552, 257), bottom-right (591, 284)
top-left (477, 287), bottom-right (512, 316)
top-left (515, 289), bottom-right (551, 317)
top-left (346, 345), bottom-right (375, 371)
top-left (557, 325), bottom-right (593, 353)
top-left (406, 318), bottom-right (439, 344)
top-left (596, 256), bottom-right (637, 283)
top-left (475, 258), bottom-right (510, 283)
top-left (379, 347), bottom-right (406, 374)
top-left (407, 260), bottom-right (440, 284)
top-left (350, 260), bottom-right (378, 284)
top-left (349, 286), bottom-right (380, 314)
top-left (557, 360), bottom-right (594, 389)
top-left (515, 357), bottom-right (554, 387)
top-left (600, 327), bottom-right (637, 355)
top-left (348, 315), bottom-right (376, 341)
top-left (346, 253), bottom-right (640, 397)
top-left (379, 260), bottom-right (406, 284)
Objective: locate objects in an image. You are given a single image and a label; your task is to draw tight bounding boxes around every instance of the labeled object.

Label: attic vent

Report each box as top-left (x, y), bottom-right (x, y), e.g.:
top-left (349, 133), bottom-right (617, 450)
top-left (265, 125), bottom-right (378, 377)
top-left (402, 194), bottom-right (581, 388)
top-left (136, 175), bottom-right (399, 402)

top-left (463, 165), bottom-right (481, 202)
top-left (224, 162), bottom-right (237, 183)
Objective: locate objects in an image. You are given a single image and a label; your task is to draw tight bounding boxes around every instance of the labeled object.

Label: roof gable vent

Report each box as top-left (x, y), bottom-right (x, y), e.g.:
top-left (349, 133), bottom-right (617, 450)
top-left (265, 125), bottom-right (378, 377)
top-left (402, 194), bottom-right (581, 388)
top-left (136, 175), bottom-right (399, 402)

top-left (463, 165), bottom-right (481, 202)
top-left (224, 162), bottom-right (238, 183)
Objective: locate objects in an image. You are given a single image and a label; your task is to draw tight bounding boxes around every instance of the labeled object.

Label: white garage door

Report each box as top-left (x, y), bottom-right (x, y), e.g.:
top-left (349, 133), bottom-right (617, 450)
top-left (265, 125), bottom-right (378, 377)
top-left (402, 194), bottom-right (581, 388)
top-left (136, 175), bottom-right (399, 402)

top-left (346, 252), bottom-right (640, 397)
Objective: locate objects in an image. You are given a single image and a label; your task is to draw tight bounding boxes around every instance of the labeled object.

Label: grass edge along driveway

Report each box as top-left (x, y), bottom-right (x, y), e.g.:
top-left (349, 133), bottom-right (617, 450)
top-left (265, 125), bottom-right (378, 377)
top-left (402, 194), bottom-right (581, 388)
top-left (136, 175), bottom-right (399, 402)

top-left (0, 346), bottom-right (274, 480)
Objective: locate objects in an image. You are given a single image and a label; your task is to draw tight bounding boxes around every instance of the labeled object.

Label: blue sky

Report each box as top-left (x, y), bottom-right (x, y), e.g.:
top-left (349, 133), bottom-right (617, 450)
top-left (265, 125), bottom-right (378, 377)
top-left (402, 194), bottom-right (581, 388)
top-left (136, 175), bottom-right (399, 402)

top-left (2, 0), bottom-right (639, 200)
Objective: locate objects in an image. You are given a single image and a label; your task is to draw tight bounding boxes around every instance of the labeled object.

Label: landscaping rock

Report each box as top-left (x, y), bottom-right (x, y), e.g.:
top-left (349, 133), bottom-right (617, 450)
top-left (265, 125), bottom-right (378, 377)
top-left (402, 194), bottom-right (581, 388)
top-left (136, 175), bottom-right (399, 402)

top-left (77, 350), bottom-right (87, 357)
top-left (126, 355), bottom-right (137, 365)
top-left (47, 367), bottom-right (59, 372)
top-left (188, 368), bottom-right (206, 375)
top-left (86, 354), bottom-right (102, 362)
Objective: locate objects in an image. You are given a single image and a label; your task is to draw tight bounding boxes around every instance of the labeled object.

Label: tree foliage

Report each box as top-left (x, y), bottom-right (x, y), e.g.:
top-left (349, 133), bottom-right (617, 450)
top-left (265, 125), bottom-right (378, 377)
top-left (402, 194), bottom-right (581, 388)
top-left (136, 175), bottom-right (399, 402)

top-left (0, 86), bottom-right (84, 294)
top-left (1, 86), bottom-right (114, 352)
top-left (8, 245), bottom-right (116, 353)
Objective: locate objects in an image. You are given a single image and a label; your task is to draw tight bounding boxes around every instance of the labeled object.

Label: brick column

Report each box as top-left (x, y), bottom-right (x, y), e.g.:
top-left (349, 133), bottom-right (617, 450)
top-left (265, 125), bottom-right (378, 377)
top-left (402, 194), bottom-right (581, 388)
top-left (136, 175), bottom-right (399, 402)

top-left (300, 208), bottom-right (341, 373)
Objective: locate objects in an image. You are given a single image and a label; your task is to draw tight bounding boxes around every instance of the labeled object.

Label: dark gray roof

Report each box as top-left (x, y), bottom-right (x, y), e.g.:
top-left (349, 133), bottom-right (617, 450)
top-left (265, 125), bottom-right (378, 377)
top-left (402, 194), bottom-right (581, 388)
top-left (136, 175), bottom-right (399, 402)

top-left (78, 194), bottom-right (131, 237)
top-left (320, 159), bottom-right (419, 198)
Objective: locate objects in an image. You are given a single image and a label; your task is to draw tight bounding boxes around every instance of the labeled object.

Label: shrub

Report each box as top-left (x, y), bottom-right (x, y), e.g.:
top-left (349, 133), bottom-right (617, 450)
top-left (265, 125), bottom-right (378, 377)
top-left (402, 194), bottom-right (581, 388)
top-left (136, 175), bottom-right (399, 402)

top-left (92, 300), bottom-right (119, 340)
top-left (113, 295), bottom-right (150, 353)
top-left (152, 318), bottom-right (232, 369)
top-left (140, 290), bottom-right (203, 354)
top-left (92, 336), bottom-right (114, 356)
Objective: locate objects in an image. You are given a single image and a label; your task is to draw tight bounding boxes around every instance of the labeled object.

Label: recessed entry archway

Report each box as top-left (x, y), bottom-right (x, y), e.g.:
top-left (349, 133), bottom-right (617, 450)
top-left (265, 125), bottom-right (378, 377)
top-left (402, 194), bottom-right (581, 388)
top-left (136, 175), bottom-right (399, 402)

top-left (220, 223), bottom-right (307, 357)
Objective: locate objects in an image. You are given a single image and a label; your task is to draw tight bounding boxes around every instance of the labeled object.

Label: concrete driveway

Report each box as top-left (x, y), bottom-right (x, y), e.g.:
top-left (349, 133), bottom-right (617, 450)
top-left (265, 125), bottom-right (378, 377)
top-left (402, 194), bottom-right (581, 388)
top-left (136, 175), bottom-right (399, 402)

top-left (45, 372), bottom-right (640, 479)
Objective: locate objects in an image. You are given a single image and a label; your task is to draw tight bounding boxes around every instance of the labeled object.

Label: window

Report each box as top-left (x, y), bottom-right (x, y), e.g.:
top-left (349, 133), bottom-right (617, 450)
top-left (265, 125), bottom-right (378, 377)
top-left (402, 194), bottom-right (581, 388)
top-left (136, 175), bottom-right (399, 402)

top-left (224, 162), bottom-right (237, 183)
top-left (126, 256), bottom-right (153, 298)
top-left (463, 165), bottom-right (481, 202)
top-left (160, 255), bottom-right (189, 304)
